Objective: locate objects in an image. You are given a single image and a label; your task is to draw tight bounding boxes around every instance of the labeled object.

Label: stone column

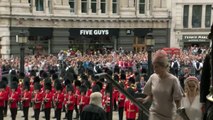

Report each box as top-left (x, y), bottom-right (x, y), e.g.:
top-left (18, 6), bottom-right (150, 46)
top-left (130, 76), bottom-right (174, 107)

top-left (108, 0), bottom-right (112, 16)
top-left (188, 5), bottom-right (192, 28)
top-left (77, 0), bottom-right (81, 15)
top-left (0, 27), bottom-right (11, 59)
top-left (97, 0), bottom-right (101, 15)
top-left (88, 0), bottom-right (91, 15)
top-left (201, 5), bottom-right (206, 28)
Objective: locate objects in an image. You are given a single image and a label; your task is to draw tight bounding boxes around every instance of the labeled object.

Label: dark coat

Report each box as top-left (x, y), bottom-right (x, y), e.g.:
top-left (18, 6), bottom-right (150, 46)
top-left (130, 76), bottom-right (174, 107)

top-left (80, 104), bottom-right (107, 120)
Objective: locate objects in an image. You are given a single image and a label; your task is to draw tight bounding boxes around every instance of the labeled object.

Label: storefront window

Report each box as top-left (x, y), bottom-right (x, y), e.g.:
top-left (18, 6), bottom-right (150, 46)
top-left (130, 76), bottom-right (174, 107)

top-left (139, 0), bottom-right (145, 14)
top-left (112, 0), bottom-right (117, 14)
top-left (205, 5), bottom-right (212, 28)
top-left (81, 0), bottom-right (87, 13)
top-left (91, 0), bottom-right (97, 13)
top-left (183, 5), bottom-right (189, 28)
top-left (35, 0), bottom-right (44, 11)
top-left (101, 0), bottom-right (106, 13)
top-left (192, 5), bottom-right (202, 28)
top-left (69, 0), bottom-right (75, 13)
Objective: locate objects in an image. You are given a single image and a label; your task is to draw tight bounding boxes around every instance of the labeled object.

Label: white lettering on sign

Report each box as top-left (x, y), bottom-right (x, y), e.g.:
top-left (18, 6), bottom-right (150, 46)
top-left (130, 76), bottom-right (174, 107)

top-left (80, 30), bottom-right (109, 35)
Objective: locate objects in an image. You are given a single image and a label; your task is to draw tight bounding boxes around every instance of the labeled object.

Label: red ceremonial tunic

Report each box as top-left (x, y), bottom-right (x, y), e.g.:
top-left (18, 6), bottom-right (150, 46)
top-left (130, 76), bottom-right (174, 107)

top-left (9, 91), bottom-right (19, 108)
top-left (125, 100), bottom-right (138, 119)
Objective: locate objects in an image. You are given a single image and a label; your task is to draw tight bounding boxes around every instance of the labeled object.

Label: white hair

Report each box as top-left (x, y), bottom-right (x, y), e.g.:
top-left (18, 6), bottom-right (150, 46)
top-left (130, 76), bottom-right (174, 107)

top-left (90, 92), bottom-right (103, 108)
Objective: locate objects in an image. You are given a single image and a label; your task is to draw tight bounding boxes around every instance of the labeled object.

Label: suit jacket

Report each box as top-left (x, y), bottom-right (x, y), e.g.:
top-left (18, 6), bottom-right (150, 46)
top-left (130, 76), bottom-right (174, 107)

top-left (80, 104), bottom-right (107, 120)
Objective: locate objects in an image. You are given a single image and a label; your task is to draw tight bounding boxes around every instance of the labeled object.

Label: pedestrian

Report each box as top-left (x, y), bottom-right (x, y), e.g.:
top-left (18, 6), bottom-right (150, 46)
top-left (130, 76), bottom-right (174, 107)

top-left (138, 50), bottom-right (183, 120)
top-left (43, 82), bottom-right (53, 120)
top-left (32, 83), bottom-right (43, 120)
top-left (54, 81), bottom-right (64, 120)
top-left (2, 77), bottom-right (9, 117)
top-left (177, 76), bottom-right (202, 120)
top-left (65, 84), bottom-right (75, 120)
top-left (9, 82), bottom-right (19, 120)
top-left (117, 83), bottom-right (126, 120)
top-left (80, 92), bottom-right (107, 120)
top-left (21, 79), bottom-right (32, 120)
top-left (0, 81), bottom-right (6, 120)
top-left (124, 88), bottom-right (138, 120)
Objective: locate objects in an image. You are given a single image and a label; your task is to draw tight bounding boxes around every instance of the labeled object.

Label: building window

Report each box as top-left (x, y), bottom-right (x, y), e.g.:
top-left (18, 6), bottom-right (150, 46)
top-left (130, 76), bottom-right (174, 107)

top-left (112, 0), bottom-right (117, 14)
top-left (183, 5), bottom-right (189, 28)
top-left (139, 0), bottom-right (145, 14)
top-left (101, 0), bottom-right (106, 13)
top-left (69, 0), bottom-right (75, 13)
top-left (81, 0), bottom-right (87, 13)
top-left (205, 5), bottom-right (212, 28)
top-left (91, 0), bottom-right (97, 13)
top-left (35, 0), bottom-right (44, 11)
top-left (192, 5), bottom-right (202, 28)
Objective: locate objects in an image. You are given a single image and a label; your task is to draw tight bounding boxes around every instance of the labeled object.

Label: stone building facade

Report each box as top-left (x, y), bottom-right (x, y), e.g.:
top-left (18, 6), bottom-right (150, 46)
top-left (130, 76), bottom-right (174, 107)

top-left (171, 0), bottom-right (213, 49)
top-left (0, 0), bottom-right (172, 58)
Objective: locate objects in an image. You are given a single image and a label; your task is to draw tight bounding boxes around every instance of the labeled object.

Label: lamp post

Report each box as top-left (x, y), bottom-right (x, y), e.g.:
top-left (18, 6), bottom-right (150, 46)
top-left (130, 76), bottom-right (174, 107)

top-left (16, 31), bottom-right (28, 74)
top-left (145, 33), bottom-right (155, 77)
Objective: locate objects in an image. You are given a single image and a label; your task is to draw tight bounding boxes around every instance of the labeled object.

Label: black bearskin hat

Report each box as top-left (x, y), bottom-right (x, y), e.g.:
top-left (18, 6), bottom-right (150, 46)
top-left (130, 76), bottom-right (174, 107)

top-left (30, 70), bottom-right (36, 77)
top-left (11, 81), bottom-right (18, 90)
top-left (92, 84), bottom-right (100, 92)
top-left (45, 83), bottom-right (52, 90)
top-left (12, 77), bottom-right (19, 83)
top-left (23, 80), bottom-right (30, 90)
top-left (55, 82), bottom-right (62, 91)
top-left (66, 84), bottom-right (74, 92)
top-left (80, 85), bottom-right (87, 94)
top-left (114, 74), bottom-right (119, 82)
top-left (33, 76), bottom-right (40, 84)
top-left (0, 81), bottom-right (6, 89)
top-left (34, 83), bottom-right (41, 90)
top-left (52, 73), bottom-right (58, 81)
top-left (2, 76), bottom-right (8, 85)
top-left (74, 80), bottom-right (81, 87)
top-left (19, 72), bottom-right (25, 79)
top-left (127, 87), bottom-right (135, 97)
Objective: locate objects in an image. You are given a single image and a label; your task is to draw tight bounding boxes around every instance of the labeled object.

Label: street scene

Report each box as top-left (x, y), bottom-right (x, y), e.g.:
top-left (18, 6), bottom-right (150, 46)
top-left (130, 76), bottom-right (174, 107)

top-left (0, 0), bottom-right (213, 120)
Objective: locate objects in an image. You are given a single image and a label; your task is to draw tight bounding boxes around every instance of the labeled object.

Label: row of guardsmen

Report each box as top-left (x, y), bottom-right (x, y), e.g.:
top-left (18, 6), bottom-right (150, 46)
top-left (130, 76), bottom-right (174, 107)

top-left (0, 70), bottom-right (141, 120)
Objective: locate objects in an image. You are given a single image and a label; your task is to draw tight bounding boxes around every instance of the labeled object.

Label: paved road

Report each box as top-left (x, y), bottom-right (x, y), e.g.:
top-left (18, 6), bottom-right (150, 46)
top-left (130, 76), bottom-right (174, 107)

top-left (4, 107), bottom-right (123, 120)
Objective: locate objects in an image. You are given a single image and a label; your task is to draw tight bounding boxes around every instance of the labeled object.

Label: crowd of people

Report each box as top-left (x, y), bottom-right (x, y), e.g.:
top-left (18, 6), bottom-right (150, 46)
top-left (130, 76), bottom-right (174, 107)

top-left (0, 42), bottom-right (211, 120)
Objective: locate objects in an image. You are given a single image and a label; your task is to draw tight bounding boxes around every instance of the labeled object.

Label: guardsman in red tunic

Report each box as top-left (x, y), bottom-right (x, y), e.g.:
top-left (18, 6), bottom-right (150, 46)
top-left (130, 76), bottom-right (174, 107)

top-left (117, 83), bottom-right (126, 120)
top-left (124, 88), bottom-right (138, 120)
top-left (103, 91), bottom-right (113, 120)
top-left (9, 82), bottom-right (19, 120)
top-left (54, 82), bottom-right (64, 120)
top-left (2, 76), bottom-right (10, 117)
top-left (21, 80), bottom-right (32, 120)
top-left (32, 83), bottom-right (43, 120)
top-left (43, 83), bottom-right (53, 120)
top-left (73, 80), bottom-right (81, 119)
top-left (65, 84), bottom-right (75, 120)
top-left (0, 81), bottom-right (6, 120)
top-left (79, 85), bottom-right (89, 114)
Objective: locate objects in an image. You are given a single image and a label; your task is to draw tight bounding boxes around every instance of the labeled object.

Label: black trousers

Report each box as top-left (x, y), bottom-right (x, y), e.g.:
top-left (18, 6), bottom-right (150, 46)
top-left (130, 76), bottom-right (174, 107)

top-left (118, 107), bottom-right (124, 120)
top-left (56, 108), bottom-right (62, 120)
top-left (67, 110), bottom-right (73, 120)
top-left (74, 105), bottom-right (79, 118)
top-left (3, 100), bottom-right (8, 116)
top-left (0, 107), bottom-right (4, 120)
top-left (23, 107), bottom-right (29, 120)
top-left (127, 119), bottom-right (135, 120)
top-left (10, 108), bottom-right (17, 120)
top-left (114, 99), bottom-right (117, 110)
top-left (44, 108), bottom-right (51, 120)
top-left (106, 112), bottom-right (110, 120)
top-left (34, 108), bottom-right (40, 120)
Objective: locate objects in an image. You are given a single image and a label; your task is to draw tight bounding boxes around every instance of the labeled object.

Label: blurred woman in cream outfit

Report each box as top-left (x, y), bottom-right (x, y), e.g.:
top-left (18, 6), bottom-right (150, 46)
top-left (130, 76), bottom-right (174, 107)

top-left (179, 76), bottom-right (202, 120)
top-left (139, 50), bottom-right (183, 120)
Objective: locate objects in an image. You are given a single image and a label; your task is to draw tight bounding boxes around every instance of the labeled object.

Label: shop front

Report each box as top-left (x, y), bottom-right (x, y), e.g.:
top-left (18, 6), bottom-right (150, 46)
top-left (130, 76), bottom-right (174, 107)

top-left (69, 29), bottom-right (119, 54)
top-left (182, 35), bottom-right (211, 48)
